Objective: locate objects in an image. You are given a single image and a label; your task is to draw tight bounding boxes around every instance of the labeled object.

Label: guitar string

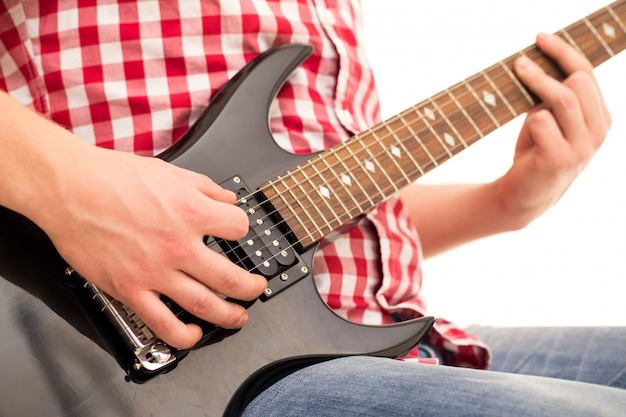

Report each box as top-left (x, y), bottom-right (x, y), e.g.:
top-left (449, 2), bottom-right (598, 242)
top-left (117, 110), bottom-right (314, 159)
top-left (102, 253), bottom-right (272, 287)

top-left (173, 4), bottom-right (626, 329)
top-left (201, 11), bottom-right (615, 270)
top-left (204, 133), bottom-right (469, 272)
top-left (123, 6), bottom-right (626, 328)
top-left (226, 13), bottom-right (622, 230)
top-left (213, 56), bottom-right (523, 253)
top-left (85, 58), bottom-right (516, 306)
top-left (86, 6), bottom-right (626, 333)
top-left (204, 11), bottom-right (624, 269)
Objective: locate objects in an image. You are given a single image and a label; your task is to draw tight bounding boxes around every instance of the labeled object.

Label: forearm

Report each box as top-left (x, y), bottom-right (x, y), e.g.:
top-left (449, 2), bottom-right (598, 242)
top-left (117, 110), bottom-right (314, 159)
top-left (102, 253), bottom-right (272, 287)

top-left (0, 90), bottom-right (90, 225)
top-left (399, 180), bottom-right (535, 258)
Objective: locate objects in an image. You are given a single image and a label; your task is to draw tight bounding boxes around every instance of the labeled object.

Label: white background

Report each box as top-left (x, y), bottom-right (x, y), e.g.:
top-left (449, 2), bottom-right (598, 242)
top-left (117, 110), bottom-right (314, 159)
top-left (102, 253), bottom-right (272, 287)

top-left (361, 0), bottom-right (626, 328)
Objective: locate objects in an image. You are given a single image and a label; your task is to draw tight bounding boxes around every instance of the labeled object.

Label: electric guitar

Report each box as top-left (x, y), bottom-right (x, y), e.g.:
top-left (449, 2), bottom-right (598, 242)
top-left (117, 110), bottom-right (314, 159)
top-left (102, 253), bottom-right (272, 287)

top-left (1, 2), bottom-right (624, 416)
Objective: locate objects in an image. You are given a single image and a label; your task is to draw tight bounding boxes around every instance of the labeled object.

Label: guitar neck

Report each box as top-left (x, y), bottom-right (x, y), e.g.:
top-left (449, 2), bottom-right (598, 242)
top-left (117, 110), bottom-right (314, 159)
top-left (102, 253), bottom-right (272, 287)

top-left (263, 0), bottom-right (626, 248)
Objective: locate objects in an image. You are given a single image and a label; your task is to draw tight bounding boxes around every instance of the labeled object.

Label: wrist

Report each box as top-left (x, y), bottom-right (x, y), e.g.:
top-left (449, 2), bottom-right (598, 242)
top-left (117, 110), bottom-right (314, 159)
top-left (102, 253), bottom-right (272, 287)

top-left (0, 91), bottom-right (92, 228)
top-left (492, 177), bottom-right (546, 232)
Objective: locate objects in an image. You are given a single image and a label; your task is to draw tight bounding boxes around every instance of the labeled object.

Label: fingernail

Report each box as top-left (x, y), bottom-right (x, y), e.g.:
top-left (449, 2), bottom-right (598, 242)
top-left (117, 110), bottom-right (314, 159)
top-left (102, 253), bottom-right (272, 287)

top-left (516, 55), bottom-right (532, 71)
top-left (234, 312), bottom-right (248, 328)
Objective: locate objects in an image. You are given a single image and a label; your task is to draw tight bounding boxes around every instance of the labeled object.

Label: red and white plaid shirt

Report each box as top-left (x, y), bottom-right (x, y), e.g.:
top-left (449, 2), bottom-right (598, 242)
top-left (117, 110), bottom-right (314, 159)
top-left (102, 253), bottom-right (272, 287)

top-left (0, 0), bottom-right (489, 368)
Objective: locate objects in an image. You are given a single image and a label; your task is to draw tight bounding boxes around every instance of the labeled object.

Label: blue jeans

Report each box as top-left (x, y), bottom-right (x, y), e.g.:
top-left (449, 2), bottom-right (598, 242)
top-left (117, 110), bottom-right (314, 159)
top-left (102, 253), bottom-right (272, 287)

top-left (242, 326), bottom-right (626, 416)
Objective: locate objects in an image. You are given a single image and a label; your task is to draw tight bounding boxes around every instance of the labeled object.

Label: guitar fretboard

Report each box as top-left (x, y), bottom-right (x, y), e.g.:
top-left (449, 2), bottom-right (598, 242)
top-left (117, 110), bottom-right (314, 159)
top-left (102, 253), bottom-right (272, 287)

top-left (263, 0), bottom-right (626, 248)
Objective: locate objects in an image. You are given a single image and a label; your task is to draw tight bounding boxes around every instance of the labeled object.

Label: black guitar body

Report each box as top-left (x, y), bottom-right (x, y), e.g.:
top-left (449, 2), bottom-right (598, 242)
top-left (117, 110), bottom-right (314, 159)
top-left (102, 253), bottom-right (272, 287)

top-left (0, 44), bottom-right (433, 417)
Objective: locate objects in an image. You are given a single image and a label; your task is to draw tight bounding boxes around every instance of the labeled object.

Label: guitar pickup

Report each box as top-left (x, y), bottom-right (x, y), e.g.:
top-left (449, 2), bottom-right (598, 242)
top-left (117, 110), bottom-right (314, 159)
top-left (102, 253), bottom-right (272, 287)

top-left (220, 176), bottom-right (310, 299)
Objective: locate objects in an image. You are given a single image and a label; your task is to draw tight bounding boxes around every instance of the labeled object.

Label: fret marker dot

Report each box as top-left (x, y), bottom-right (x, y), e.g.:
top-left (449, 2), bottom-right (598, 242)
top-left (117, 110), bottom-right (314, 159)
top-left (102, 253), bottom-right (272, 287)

top-left (603, 22), bottom-right (616, 38)
top-left (391, 145), bottom-right (402, 158)
top-left (483, 91), bottom-right (497, 107)
top-left (365, 160), bottom-right (376, 173)
top-left (423, 107), bottom-right (436, 121)
top-left (319, 185), bottom-right (331, 199)
top-left (444, 133), bottom-right (456, 147)
top-left (341, 174), bottom-right (352, 186)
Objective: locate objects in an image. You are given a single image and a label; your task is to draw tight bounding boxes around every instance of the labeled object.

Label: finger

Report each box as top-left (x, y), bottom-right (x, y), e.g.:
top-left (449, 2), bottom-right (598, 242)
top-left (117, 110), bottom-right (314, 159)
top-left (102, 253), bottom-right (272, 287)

top-left (184, 239), bottom-right (268, 301)
top-left (200, 198), bottom-right (250, 240)
top-left (565, 71), bottom-right (611, 148)
top-left (514, 55), bottom-right (587, 143)
top-left (523, 109), bottom-right (570, 161)
top-left (129, 290), bottom-right (203, 349)
top-left (537, 33), bottom-right (611, 123)
top-left (536, 33), bottom-right (594, 75)
top-left (166, 162), bottom-right (237, 204)
top-left (162, 269), bottom-right (254, 330)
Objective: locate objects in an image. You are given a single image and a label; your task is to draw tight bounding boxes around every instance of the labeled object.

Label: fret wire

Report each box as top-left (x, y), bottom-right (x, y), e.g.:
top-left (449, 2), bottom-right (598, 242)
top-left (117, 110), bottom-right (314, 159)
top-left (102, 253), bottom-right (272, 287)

top-left (370, 128), bottom-right (411, 185)
top-left (362, 130), bottom-right (404, 191)
top-left (269, 4), bottom-right (623, 201)
top-left (306, 158), bottom-right (349, 225)
top-left (558, 28), bottom-right (585, 55)
top-left (291, 166), bottom-right (334, 239)
top-left (373, 116), bottom-right (442, 176)
top-left (329, 147), bottom-right (373, 208)
top-left (416, 106), bottom-right (453, 157)
top-left (343, 143), bottom-right (379, 205)
top-left (273, 8), bottom-right (620, 207)
top-left (352, 137), bottom-right (388, 197)
top-left (305, 159), bottom-right (343, 227)
top-left (498, 58), bottom-right (535, 107)
top-left (427, 97), bottom-right (469, 149)
top-left (260, 1), bottom-right (626, 247)
top-left (414, 105), bottom-right (454, 158)
top-left (594, 7), bottom-right (626, 49)
top-left (461, 79), bottom-right (501, 128)
top-left (369, 129), bottom-right (411, 188)
top-left (332, 152), bottom-right (407, 213)
top-left (562, 18), bottom-right (613, 66)
top-left (381, 118), bottom-right (425, 176)
top-left (583, 17), bottom-right (615, 56)
top-left (607, 5), bottom-right (626, 35)
top-left (268, 180), bottom-right (315, 244)
top-left (480, 70), bottom-right (518, 118)
top-left (444, 88), bottom-right (484, 138)
top-left (317, 152), bottom-right (363, 216)
top-left (397, 112), bottom-right (439, 168)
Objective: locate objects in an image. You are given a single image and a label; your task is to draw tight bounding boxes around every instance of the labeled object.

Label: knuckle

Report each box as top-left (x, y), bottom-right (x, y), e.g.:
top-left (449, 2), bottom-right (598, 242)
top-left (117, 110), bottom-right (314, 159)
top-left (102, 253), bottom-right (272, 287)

top-left (160, 237), bottom-right (194, 264)
top-left (554, 88), bottom-right (578, 110)
top-left (146, 315), bottom-right (171, 339)
top-left (186, 293), bottom-right (217, 317)
top-left (215, 270), bottom-right (240, 295)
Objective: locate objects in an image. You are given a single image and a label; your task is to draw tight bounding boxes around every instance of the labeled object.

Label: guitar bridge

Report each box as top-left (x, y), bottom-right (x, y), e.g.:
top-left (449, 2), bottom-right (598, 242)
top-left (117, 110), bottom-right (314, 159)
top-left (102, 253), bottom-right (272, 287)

top-left (62, 175), bottom-right (311, 382)
top-left (65, 267), bottom-right (179, 380)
